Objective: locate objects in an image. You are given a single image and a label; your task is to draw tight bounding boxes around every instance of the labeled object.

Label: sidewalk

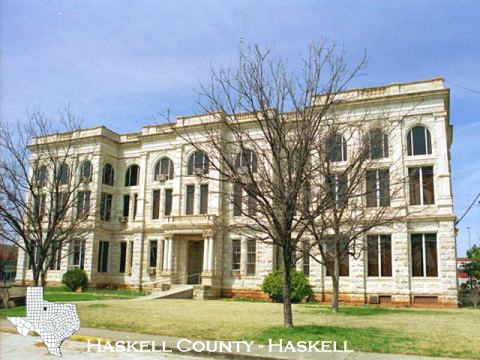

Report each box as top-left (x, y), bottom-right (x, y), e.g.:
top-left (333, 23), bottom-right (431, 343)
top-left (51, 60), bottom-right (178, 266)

top-left (0, 319), bottom-right (467, 360)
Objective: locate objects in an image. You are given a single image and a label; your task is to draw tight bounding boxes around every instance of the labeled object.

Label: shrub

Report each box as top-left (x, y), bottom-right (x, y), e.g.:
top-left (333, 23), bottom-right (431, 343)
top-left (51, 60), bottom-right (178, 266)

top-left (261, 270), bottom-right (313, 303)
top-left (62, 268), bottom-right (89, 292)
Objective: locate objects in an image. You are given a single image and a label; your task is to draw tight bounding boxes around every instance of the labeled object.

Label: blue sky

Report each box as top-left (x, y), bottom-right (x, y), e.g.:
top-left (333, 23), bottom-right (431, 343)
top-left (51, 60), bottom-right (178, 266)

top-left (2, 1), bottom-right (480, 255)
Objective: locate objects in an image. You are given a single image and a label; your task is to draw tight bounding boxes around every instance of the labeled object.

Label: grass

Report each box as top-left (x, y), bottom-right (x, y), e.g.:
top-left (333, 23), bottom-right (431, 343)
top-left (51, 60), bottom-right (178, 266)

top-left (70, 299), bottom-right (480, 359)
top-left (0, 286), bottom-right (148, 318)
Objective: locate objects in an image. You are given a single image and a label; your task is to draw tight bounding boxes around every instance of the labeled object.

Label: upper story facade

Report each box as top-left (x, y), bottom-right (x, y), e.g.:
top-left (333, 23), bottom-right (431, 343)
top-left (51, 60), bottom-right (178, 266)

top-left (29, 77), bottom-right (454, 235)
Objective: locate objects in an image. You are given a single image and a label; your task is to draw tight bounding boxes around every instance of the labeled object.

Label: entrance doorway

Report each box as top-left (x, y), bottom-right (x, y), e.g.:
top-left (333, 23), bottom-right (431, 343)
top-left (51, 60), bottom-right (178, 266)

top-left (187, 240), bottom-right (203, 284)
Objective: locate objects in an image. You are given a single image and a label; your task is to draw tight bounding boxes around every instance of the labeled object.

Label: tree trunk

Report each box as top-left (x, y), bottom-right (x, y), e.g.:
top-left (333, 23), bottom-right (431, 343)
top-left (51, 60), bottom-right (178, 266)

top-left (32, 269), bottom-right (40, 286)
top-left (41, 269), bottom-right (48, 287)
top-left (282, 252), bottom-right (294, 328)
top-left (331, 254), bottom-right (340, 313)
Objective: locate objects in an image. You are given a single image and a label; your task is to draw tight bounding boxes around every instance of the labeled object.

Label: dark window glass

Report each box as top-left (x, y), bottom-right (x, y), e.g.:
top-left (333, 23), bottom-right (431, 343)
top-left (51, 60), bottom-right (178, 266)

top-left (37, 165), bottom-right (48, 187)
top-left (152, 190), bottom-right (160, 219)
top-left (200, 184), bottom-right (209, 214)
top-left (49, 241), bottom-right (62, 271)
top-left (327, 134), bottom-right (347, 162)
top-left (187, 151), bottom-right (209, 175)
top-left (149, 240), bottom-right (158, 268)
top-left (232, 239), bottom-right (241, 272)
top-left (233, 184), bottom-right (242, 216)
top-left (407, 126), bottom-right (432, 156)
top-left (154, 157), bottom-right (174, 180)
top-left (125, 165), bottom-right (140, 186)
top-left (325, 238), bottom-right (349, 276)
top-left (80, 161), bottom-right (92, 182)
top-left (102, 164), bottom-right (114, 186)
top-left (425, 234), bottom-right (438, 277)
top-left (367, 236), bottom-right (379, 276)
top-left (72, 240), bottom-right (85, 269)
top-left (123, 195), bottom-right (130, 217)
top-left (409, 168), bottom-right (421, 205)
top-left (164, 189), bottom-right (173, 215)
top-left (247, 188), bottom-right (257, 216)
top-left (58, 163), bottom-right (70, 185)
top-left (100, 193), bottom-right (112, 221)
top-left (186, 185), bottom-right (195, 214)
top-left (119, 242), bottom-right (127, 273)
top-left (409, 167), bottom-right (434, 205)
top-left (246, 240), bottom-right (256, 275)
top-left (133, 194), bottom-right (138, 219)
top-left (235, 149), bottom-right (258, 173)
top-left (422, 167), bottom-right (435, 205)
top-left (366, 170), bottom-right (390, 207)
top-left (97, 241), bottom-right (109, 273)
top-left (337, 174), bottom-right (348, 207)
top-left (411, 234), bottom-right (424, 276)
top-left (129, 242), bottom-right (134, 269)
top-left (380, 235), bottom-right (392, 276)
top-left (76, 191), bottom-right (91, 218)
top-left (55, 192), bottom-right (69, 219)
top-left (368, 129), bottom-right (388, 159)
top-left (34, 193), bottom-right (46, 220)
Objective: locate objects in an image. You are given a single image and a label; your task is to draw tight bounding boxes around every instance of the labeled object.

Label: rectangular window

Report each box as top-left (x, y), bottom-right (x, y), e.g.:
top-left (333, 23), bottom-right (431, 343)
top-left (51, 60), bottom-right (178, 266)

top-left (123, 195), bottom-right (130, 217)
top-left (325, 238), bottom-right (349, 276)
top-left (77, 191), bottom-right (91, 218)
top-left (409, 167), bottom-right (434, 205)
top-left (34, 193), bottom-right (46, 220)
top-left (149, 240), bottom-right (158, 267)
top-left (119, 242), bottom-right (127, 273)
top-left (133, 194), bottom-right (138, 219)
top-left (100, 193), bottom-right (113, 221)
top-left (411, 233), bottom-right (438, 277)
top-left (303, 240), bottom-right (310, 277)
top-left (247, 185), bottom-right (257, 216)
top-left (55, 192), bottom-right (69, 219)
top-left (49, 241), bottom-right (62, 270)
top-left (366, 170), bottom-right (390, 207)
top-left (233, 184), bottom-right (242, 216)
top-left (164, 189), bottom-right (173, 216)
top-left (71, 239), bottom-right (85, 269)
top-left (152, 190), bottom-right (160, 219)
top-left (97, 241), bottom-right (109, 273)
top-left (186, 185), bottom-right (195, 215)
top-left (129, 241), bottom-right (134, 270)
top-left (200, 184), bottom-right (209, 214)
top-left (367, 235), bottom-right (392, 277)
top-left (246, 240), bottom-right (256, 275)
top-left (232, 239), bottom-right (241, 272)
top-left (326, 174), bottom-right (348, 208)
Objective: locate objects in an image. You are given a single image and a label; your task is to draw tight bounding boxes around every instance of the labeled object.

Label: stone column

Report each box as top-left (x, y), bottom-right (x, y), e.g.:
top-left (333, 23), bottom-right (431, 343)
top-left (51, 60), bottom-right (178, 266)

top-left (208, 237), bottom-right (214, 273)
top-left (203, 238), bottom-right (210, 271)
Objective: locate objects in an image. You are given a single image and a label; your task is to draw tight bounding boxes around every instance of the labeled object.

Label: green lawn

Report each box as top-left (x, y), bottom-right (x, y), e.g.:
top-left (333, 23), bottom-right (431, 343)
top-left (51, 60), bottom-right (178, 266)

top-left (2, 297), bottom-right (479, 358)
top-left (0, 286), bottom-right (148, 318)
top-left (73, 299), bottom-right (479, 359)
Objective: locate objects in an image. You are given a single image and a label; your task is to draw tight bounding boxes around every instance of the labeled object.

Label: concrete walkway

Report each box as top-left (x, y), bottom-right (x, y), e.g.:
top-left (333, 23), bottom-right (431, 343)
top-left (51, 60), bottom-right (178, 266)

top-left (0, 319), bottom-right (467, 360)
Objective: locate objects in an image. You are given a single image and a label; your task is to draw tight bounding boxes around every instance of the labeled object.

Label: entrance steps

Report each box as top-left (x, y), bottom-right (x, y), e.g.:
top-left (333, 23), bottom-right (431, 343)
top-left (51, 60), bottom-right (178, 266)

top-left (133, 285), bottom-right (194, 300)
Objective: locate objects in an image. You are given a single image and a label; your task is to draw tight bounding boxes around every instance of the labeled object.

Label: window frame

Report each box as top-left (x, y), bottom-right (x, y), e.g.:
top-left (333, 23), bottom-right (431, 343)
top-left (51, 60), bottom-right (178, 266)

top-left (125, 164), bottom-right (140, 187)
top-left (407, 125), bottom-right (432, 156)
top-left (154, 157), bottom-right (174, 180)
top-left (408, 166), bottom-right (435, 205)
top-left (411, 233), bottom-right (438, 277)
top-left (367, 235), bottom-right (392, 277)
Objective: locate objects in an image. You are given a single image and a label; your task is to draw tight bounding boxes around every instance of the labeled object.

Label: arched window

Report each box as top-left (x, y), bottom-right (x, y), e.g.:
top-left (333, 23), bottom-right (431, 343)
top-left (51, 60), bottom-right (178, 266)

top-left (407, 126), bottom-right (432, 156)
top-left (58, 163), bottom-right (70, 185)
top-left (125, 164), bottom-right (140, 186)
top-left (80, 161), bottom-right (93, 182)
top-left (326, 134), bottom-right (347, 162)
top-left (102, 164), bottom-right (114, 186)
top-left (154, 157), bottom-right (174, 180)
top-left (187, 151), bottom-right (209, 176)
top-left (36, 165), bottom-right (48, 187)
top-left (235, 149), bottom-right (258, 173)
top-left (366, 128), bottom-right (388, 159)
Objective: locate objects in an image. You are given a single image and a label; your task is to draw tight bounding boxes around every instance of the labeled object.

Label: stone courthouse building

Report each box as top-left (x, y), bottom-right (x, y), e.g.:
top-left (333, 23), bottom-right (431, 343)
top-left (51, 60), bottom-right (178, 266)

top-left (16, 78), bottom-right (458, 306)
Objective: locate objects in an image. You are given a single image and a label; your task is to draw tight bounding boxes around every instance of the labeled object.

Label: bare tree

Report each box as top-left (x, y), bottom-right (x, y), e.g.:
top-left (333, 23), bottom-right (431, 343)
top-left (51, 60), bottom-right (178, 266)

top-left (168, 43), bottom-right (366, 327)
top-left (301, 113), bottom-right (407, 312)
top-left (0, 110), bottom-right (95, 286)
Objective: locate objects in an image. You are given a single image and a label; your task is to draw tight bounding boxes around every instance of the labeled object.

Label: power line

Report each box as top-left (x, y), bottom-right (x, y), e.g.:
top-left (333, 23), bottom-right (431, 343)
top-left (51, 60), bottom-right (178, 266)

top-left (456, 190), bottom-right (480, 225)
top-left (445, 80), bottom-right (480, 96)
